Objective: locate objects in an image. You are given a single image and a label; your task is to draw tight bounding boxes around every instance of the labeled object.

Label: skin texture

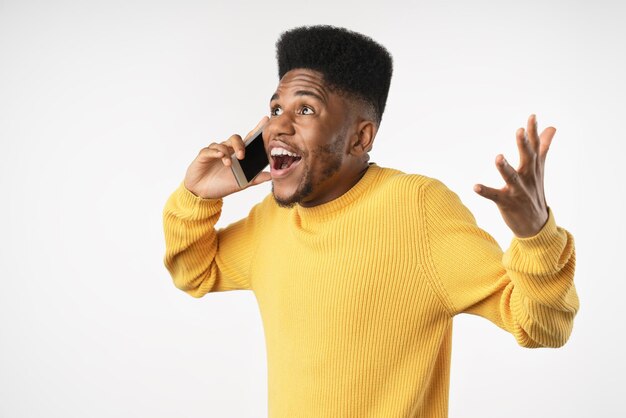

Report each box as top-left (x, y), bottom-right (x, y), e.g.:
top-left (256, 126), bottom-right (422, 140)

top-left (183, 70), bottom-right (553, 239)
top-left (264, 68), bottom-right (377, 207)
top-left (182, 117), bottom-right (272, 201)
top-left (474, 114), bottom-right (555, 238)
top-left (182, 69), bottom-right (376, 207)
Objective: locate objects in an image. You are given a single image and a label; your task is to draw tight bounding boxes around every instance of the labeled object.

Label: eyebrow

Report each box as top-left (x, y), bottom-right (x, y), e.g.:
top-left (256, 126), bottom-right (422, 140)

top-left (269, 90), bottom-right (327, 104)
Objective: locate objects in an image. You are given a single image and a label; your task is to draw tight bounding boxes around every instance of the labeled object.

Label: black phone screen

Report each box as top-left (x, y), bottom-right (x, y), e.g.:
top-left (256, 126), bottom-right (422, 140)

top-left (240, 131), bottom-right (269, 182)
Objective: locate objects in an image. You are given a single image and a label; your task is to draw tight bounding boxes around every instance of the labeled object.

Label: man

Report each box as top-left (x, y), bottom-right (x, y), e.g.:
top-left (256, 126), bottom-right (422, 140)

top-left (163, 25), bottom-right (578, 417)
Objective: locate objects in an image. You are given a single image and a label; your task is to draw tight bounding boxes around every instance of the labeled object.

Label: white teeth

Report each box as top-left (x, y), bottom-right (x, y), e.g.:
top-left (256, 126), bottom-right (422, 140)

top-left (271, 147), bottom-right (300, 157)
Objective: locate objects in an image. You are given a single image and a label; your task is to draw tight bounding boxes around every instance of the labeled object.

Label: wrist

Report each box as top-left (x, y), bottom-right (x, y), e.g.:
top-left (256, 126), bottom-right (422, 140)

top-left (513, 208), bottom-right (555, 241)
top-left (513, 208), bottom-right (549, 238)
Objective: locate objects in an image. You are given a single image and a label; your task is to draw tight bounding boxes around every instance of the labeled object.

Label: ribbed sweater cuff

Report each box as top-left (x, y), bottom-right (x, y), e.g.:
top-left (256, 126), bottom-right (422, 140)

top-left (166, 182), bottom-right (223, 221)
top-left (502, 208), bottom-right (575, 301)
top-left (503, 208), bottom-right (567, 273)
top-left (512, 207), bottom-right (561, 251)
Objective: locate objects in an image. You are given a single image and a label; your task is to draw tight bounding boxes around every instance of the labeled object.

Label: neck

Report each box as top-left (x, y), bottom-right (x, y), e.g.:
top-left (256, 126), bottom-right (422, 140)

top-left (299, 162), bottom-right (370, 208)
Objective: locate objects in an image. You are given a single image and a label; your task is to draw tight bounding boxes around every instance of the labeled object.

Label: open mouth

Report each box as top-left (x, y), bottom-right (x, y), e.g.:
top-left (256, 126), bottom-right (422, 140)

top-left (270, 147), bottom-right (302, 171)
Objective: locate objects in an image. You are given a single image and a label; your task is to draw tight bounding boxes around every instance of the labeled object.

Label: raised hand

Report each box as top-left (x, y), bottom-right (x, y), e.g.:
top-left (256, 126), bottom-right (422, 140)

top-left (473, 114), bottom-right (556, 238)
top-left (183, 116), bottom-right (271, 199)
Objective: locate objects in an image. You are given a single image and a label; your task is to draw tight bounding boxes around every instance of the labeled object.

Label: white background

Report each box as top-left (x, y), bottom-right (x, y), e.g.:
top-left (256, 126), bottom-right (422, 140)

top-left (1, 0), bottom-right (624, 417)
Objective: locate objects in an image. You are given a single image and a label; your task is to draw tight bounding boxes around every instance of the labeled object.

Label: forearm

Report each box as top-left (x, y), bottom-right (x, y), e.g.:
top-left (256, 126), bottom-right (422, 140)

top-left (501, 208), bottom-right (579, 347)
top-left (422, 179), bottom-right (579, 348)
top-left (163, 182), bottom-right (224, 298)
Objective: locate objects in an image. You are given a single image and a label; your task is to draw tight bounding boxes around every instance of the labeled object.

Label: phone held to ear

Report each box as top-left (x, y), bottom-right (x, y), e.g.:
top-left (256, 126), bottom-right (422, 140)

top-left (230, 126), bottom-right (269, 188)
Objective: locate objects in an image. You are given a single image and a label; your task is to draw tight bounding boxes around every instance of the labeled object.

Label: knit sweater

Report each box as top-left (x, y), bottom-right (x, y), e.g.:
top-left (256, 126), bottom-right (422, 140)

top-left (162, 164), bottom-right (579, 418)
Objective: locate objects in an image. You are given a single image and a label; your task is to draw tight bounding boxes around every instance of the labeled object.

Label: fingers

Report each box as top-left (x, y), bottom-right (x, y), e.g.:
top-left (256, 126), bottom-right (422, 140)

top-left (516, 126), bottom-right (533, 169)
top-left (517, 114), bottom-right (558, 168)
top-left (476, 114), bottom-right (554, 216)
top-left (235, 117), bottom-right (270, 160)
top-left (244, 116), bottom-right (269, 141)
top-left (250, 171), bottom-right (271, 185)
top-left (199, 138), bottom-right (237, 167)
top-left (526, 113), bottom-right (557, 162)
top-left (474, 154), bottom-right (521, 203)
top-left (526, 114), bottom-right (539, 152)
top-left (495, 154), bottom-right (521, 187)
top-left (198, 143), bottom-right (225, 161)
top-left (538, 126), bottom-right (556, 161)
top-left (195, 116), bottom-right (270, 174)
top-left (473, 183), bottom-right (503, 203)
top-left (227, 134), bottom-right (246, 161)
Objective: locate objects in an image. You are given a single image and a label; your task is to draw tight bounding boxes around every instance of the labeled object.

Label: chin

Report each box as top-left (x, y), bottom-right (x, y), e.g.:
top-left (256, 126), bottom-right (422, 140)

top-left (271, 186), bottom-right (299, 208)
top-left (271, 179), bottom-right (313, 208)
top-left (272, 195), bottom-right (297, 208)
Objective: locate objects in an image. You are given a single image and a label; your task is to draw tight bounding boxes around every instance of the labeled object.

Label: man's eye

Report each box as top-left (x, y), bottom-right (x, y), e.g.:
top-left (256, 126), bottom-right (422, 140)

top-left (301, 106), bottom-right (314, 115)
top-left (271, 107), bottom-right (283, 116)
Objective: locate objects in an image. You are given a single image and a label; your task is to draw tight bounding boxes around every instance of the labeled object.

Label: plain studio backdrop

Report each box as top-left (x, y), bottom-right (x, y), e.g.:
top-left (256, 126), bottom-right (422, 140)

top-left (1, 0), bottom-right (624, 417)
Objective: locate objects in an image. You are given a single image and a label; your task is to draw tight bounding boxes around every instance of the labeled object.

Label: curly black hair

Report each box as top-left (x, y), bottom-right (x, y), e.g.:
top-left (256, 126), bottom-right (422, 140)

top-left (276, 25), bottom-right (393, 125)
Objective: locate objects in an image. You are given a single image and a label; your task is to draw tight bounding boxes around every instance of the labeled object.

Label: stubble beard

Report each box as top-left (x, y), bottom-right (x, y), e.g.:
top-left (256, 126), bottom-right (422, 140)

top-left (272, 132), bottom-right (345, 208)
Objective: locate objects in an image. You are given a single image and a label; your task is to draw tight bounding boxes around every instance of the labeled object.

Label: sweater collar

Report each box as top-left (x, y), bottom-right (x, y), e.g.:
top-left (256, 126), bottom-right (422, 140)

top-left (292, 163), bottom-right (380, 223)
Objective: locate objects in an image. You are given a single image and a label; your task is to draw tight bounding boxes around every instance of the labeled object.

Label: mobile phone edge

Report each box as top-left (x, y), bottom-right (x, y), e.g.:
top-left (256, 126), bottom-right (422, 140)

top-left (230, 126), bottom-right (267, 188)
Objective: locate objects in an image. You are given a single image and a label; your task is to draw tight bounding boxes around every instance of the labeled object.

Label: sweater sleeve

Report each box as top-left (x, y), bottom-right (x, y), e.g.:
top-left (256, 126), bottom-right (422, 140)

top-left (162, 182), bottom-right (262, 297)
top-left (420, 178), bottom-right (579, 348)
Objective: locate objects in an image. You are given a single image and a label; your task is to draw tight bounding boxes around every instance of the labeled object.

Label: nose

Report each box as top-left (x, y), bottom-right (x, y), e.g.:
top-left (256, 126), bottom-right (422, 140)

top-left (264, 112), bottom-right (296, 142)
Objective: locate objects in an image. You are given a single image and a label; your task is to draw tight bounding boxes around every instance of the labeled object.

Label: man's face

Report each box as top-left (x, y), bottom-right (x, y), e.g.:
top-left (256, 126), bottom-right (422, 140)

top-left (264, 68), bottom-right (355, 208)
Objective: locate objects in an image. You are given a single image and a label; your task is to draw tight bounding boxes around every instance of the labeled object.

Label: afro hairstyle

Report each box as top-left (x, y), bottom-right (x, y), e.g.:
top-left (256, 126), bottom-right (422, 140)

top-left (276, 25), bottom-right (393, 125)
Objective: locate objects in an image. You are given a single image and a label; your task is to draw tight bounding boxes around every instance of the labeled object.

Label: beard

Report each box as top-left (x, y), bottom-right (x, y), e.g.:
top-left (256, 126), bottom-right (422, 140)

top-left (271, 165), bottom-right (314, 208)
top-left (272, 131), bottom-right (345, 208)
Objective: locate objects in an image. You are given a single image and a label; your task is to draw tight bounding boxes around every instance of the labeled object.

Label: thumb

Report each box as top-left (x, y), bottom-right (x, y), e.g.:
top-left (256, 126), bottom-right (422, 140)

top-left (249, 171), bottom-right (271, 186)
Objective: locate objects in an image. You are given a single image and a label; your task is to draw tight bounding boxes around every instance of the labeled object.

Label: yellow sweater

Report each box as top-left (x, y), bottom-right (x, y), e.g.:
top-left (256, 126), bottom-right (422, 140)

top-left (162, 164), bottom-right (578, 417)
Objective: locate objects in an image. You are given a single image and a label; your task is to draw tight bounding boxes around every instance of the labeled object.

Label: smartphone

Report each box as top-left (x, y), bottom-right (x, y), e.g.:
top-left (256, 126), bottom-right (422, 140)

top-left (230, 126), bottom-right (269, 188)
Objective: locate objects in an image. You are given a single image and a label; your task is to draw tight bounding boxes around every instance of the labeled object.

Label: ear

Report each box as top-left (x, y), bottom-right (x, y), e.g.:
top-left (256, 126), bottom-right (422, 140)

top-left (349, 120), bottom-right (377, 157)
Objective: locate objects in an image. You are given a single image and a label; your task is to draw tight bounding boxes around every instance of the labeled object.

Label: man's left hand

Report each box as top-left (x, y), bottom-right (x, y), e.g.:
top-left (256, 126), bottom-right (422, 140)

top-left (474, 114), bottom-right (556, 238)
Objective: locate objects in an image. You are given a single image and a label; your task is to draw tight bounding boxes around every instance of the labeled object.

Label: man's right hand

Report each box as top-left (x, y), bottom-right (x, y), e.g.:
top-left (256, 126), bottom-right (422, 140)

top-left (183, 116), bottom-right (271, 199)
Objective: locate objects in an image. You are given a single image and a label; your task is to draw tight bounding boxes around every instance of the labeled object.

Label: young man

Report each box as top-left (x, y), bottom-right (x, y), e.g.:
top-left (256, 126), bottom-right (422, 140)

top-left (163, 26), bottom-right (579, 417)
